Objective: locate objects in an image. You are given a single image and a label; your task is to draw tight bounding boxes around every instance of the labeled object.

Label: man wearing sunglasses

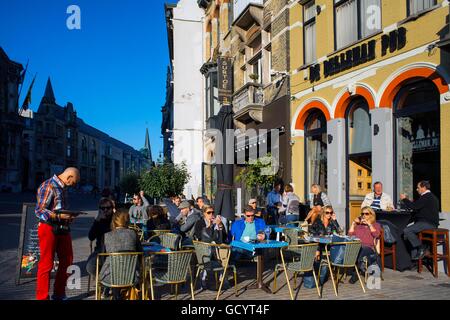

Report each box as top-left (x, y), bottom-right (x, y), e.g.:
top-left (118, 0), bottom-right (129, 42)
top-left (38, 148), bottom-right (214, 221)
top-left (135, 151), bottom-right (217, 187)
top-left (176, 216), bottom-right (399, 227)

top-left (129, 190), bottom-right (150, 237)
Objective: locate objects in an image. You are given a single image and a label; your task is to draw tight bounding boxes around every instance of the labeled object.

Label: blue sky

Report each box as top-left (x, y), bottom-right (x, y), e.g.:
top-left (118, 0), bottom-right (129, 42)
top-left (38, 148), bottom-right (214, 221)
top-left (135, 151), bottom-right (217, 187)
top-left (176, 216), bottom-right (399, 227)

top-left (0, 0), bottom-right (177, 160)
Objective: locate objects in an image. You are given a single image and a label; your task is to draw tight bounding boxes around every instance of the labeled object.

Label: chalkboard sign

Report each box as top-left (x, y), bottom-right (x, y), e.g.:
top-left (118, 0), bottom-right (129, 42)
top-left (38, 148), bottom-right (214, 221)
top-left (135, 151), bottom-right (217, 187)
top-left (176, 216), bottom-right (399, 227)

top-left (16, 203), bottom-right (58, 284)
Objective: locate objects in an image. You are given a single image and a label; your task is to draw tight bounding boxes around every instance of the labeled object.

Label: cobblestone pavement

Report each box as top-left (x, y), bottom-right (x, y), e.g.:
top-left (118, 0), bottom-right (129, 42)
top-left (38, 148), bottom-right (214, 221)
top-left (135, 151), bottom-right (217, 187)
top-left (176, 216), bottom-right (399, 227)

top-left (1, 193), bottom-right (449, 300)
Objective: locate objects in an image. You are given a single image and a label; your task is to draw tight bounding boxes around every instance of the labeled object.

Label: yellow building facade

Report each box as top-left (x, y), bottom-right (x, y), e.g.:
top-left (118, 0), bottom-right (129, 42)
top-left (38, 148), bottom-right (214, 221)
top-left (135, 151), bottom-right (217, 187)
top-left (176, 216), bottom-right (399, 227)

top-left (289, 0), bottom-right (450, 225)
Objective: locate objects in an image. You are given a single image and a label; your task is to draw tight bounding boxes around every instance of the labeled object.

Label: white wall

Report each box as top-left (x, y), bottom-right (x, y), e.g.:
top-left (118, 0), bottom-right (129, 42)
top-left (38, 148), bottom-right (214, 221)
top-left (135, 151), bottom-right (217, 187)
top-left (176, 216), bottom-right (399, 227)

top-left (172, 0), bottom-right (204, 198)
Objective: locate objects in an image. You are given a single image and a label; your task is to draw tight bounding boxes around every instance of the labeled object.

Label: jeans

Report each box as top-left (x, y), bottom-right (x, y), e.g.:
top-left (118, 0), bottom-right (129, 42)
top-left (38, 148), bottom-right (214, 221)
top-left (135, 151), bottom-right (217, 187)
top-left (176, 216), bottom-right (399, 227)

top-left (403, 221), bottom-right (436, 255)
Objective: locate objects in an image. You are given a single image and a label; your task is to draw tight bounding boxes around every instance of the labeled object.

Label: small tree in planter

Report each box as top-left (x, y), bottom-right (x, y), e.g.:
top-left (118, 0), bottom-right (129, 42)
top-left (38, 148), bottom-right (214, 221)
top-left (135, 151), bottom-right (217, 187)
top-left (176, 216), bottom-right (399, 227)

top-left (236, 153), bottom-right (280, 206)
top-left (139, 162), bottom-right (191, 202)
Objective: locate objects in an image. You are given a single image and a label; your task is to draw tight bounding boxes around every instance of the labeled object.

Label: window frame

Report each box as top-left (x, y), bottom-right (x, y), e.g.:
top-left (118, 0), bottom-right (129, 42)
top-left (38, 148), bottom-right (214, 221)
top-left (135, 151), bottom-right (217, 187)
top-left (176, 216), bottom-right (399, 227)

top-left (333, 0), bottom-right (382, 51)
top-left (303, 0), bottom-right (317, 65)
top-left (406, 0), bottom-right (438, 17)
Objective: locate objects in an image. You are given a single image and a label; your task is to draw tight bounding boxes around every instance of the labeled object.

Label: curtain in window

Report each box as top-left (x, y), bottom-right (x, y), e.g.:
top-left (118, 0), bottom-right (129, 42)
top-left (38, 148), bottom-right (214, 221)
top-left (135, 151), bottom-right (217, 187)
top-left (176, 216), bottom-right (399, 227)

top-left (304, 23), bottom-right (316, 64)
top-left (335, 0), bottom-right (358, 49)
top-left (360, 0), bottom-right (381, 38)
top-left (409, 0), bottom-right (436, 15)
top-left (348, 106), bottom-right (371, 154)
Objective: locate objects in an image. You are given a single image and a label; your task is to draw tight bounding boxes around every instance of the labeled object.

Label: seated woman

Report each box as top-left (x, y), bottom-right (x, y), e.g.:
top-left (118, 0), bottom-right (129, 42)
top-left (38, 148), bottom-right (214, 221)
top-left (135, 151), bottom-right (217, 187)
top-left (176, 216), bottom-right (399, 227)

top-left (193, 205), bottom-right (228, 289)
top-left (193, 205), bottom-right (227, 244)
top-left (99, 209), bottom-right (143, 299)
top-left (146, 205), bottom-right (171, 239)
top-left (309, 206), bottom-right (341, 236)
top-left (347, 206), bottom-right (381, 284)
top-left (86, 197), bottom-right (115, 278)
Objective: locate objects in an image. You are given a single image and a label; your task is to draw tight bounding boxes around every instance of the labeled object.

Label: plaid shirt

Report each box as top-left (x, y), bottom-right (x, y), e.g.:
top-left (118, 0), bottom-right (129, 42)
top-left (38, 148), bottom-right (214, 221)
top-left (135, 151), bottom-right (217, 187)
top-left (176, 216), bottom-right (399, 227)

top-left (35, 175), bottom-right (67, 221)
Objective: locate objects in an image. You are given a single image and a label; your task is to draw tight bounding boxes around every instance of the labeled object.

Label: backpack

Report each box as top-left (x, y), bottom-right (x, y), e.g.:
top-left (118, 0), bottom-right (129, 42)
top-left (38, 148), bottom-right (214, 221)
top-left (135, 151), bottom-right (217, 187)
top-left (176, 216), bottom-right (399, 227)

top-left (378, 220), bottom-right (397, 245)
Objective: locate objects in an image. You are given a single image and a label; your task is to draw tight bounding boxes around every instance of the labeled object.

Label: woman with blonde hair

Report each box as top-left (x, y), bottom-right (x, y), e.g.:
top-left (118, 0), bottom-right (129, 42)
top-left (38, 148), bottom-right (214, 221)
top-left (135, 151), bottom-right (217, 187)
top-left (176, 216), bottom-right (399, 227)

top-left (347, 206), bottom-right (382, 284)
top-left (99, 209), bottom-right (143, 299)
top-left (309, 206), bottom-right (341, 236)
top-left (310, 184), bottom-right (331, 210)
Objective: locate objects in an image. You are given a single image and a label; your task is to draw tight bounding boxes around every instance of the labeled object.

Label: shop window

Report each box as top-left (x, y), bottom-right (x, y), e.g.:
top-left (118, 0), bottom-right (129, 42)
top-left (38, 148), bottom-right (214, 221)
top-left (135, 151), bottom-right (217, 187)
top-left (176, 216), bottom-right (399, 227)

top-left (407, 0), bottom-right (437, 16)
top-left (305, 110), bottom-right (328, 200)
top-left (334, 0), bottom-right (381, 50)
top-left (394, 79), bottom-right (440, 204)
top-left (205, 70), bottom-right (220, 119)
top-left (304, 0), bottom-right (317, 65)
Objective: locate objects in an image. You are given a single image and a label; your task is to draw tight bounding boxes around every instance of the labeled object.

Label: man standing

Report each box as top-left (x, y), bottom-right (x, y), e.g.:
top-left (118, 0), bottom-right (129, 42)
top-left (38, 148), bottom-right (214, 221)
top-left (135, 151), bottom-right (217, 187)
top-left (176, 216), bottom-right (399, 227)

top-left (266, 182), bottom-right (282, 224)
top-left (400, 180), bottom-right (440, 260)
top-left (35, 167), bottom-right (80, 300)
top-left (129, 190), bottom-right (150, 238)
top-left (361, 181), bottom-right (394, 211)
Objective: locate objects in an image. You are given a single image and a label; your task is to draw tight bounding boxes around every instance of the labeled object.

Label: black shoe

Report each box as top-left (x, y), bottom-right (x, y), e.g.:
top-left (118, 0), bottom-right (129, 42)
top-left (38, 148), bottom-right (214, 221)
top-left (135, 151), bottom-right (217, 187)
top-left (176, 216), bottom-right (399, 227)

top-left (349, 273), bottom-right (358, 284)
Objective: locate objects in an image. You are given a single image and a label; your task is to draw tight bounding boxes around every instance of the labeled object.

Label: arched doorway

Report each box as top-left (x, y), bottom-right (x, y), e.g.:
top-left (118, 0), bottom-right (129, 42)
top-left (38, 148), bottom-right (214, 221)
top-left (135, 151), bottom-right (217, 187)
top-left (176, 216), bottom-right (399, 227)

top-left (304, 109), bottom-right (328, 203)
top-left (346, 97), bottom-right (372, 224)
top-left (394, 79), bottom-right (441, 204)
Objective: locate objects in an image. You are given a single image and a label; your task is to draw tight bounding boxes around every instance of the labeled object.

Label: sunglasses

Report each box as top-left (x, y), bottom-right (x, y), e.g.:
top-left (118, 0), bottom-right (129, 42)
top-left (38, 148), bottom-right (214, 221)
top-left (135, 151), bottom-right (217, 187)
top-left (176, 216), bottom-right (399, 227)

top-left (362, 212), bottom-right (370, 216)
top-left (325, 211), bottom-right (333, 214)
top-left (206, 211), bottom-right (214, 215)
top-left (100, 206), bottom-right (112, 210)
top-left (245, 214), bottom-right (255, 218)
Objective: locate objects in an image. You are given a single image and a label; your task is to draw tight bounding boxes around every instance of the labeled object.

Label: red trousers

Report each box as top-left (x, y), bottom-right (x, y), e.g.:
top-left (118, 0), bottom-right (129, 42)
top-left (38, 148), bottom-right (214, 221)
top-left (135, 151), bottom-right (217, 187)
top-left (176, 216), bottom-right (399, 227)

top-left (36, 222), bottom-right (73, 300)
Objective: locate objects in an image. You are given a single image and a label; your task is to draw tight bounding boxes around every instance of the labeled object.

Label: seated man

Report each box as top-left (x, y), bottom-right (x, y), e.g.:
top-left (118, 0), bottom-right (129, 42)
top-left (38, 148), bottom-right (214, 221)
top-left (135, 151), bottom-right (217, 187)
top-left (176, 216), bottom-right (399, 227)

top-left (174, 200), bottom-right (202, 247)
top-left (361, 181), bottom-right (394, 211)
top-left (229, 206), bottom-right (266, 262)
top-left (400, 180), bottom-right (440, 260)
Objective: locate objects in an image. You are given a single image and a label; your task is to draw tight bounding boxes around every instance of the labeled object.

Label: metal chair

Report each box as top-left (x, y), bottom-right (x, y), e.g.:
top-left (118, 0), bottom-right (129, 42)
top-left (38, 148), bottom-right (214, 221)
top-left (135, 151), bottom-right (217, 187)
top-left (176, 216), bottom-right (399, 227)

top-left (95, 252), bottom-right (144, 300)
top-left (129, 225), bottom-right (144, 242)
top-left (148, 232), bottom-right (182, 251)
top-left (283, 228), bottom-right (301, 245)
top-left (147, 229), bottom-right (171, 239)
top-left (274, 243), bottom-right (320, 300)
top-left (192, 241), bottom-right (238, 298)
top-left (146, 250), bottom-right (195, 300)
top-left (323, 241), bottom-right (365, 296)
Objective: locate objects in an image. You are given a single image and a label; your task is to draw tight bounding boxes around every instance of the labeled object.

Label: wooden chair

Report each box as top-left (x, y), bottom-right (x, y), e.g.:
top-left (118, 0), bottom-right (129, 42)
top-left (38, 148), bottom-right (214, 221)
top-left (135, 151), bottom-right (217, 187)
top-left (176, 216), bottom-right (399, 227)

top-left (274, 243), bottom-right (321, 300)
top-left (95, 252), bottom-right (145, 300)
top-left (418, 228), bottom-right (450, 278)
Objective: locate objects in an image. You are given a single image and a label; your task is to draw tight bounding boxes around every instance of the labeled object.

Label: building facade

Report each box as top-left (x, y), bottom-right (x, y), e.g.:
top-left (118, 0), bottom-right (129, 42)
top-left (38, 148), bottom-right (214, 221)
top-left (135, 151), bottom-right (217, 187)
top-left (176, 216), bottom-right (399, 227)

top-left (165, 0), bottom-right (205, 198)
top-left (0, 47), bottom-right (24, 192)
top-left (198, 0), bottom-right (292, 207)
top-left (288, 0), bottom-right (450, 233)
top-left (21, 77), bottom-right (149, 191)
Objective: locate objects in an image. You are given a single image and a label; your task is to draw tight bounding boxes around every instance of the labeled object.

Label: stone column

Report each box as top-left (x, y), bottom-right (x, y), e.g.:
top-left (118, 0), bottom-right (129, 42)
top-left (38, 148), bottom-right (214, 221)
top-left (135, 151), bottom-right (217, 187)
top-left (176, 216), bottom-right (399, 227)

top-left (371, 107), bottom-right (394, 200)
top-left (327, 118), bottom-right (347, 226)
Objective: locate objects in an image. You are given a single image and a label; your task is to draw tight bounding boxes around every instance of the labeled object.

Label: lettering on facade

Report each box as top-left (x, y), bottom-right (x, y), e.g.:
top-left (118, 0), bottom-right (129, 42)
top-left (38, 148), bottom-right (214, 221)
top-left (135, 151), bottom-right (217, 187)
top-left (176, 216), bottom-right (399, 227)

top-left (218, 57), bottom-right (233, 104)
top-left (310, 27), bottom-right (407, 83)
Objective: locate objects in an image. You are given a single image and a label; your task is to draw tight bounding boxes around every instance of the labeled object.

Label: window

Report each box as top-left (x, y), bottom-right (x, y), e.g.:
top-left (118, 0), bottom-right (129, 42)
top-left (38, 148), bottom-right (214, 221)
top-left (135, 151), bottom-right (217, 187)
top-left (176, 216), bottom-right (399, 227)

top-left (358, 169), bottom-right (362, 176)
top-left (251, 57), bottom-right (263, 84)
top-left (334, 0), bottom-right (381, 50)
top-left (407, 0), bottom-right (437, 16)
top-left (67, 145), bottom-right (72, 158)
top-left (67, 128), bottom-right (71, 139)
top-left (358, 182), bottom-right (363, 189)
top-left (304, 1), bottom-right (317, 65)
top-left (305, 110), bottom-right (328, 198)
top-left (367, 182), bottom-right (371, 190)
top-left (205, 71), bottom-right (220, 119)
top-left (228, 1), bottom-right (233, 31)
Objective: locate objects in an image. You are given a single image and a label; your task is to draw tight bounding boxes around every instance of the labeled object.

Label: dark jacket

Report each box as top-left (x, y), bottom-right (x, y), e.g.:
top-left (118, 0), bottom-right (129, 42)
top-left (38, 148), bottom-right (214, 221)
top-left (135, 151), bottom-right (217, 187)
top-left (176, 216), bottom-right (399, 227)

top-left (88, 218), bottom-right (112, 252)
top-left (402, 192), bottom-right (440, 227)
top-left (146, 217), bottom-right (171, 232)
top-left (309, 218), bottom-right (340, 236)
top-left (193, 218), bottom-right (227, 244)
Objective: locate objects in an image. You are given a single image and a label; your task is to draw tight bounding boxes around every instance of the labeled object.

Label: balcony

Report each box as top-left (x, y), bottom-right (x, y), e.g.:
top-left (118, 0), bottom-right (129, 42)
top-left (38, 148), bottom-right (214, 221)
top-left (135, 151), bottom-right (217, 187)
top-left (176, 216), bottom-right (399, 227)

top-left (233, 82), bottom-right (264, 124)
top-left (234, 0), bottom-right (263, 24)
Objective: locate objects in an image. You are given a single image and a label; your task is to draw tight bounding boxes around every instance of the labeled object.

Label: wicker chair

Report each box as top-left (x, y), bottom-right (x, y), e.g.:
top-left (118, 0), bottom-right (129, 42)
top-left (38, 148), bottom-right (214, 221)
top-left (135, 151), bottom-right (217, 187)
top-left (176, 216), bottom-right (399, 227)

top-left (193, 241), bottom-right (238, 298)
top-left (147, 229), bottom-right (172, 239)
top-left (95, 252), bottom-right (144, 300)
top-left (148, 233), bottom-right (182, 251)
top-left (146, 250), bottom-right (195, 300)
top-left (129, 225), bottom-right (144, 242)
top-left (283, 228), bottom-right (301, 245)
top-left (273, 243), bottom-right (320, 300)
top-left (323, 241), bottom-right (365, 296)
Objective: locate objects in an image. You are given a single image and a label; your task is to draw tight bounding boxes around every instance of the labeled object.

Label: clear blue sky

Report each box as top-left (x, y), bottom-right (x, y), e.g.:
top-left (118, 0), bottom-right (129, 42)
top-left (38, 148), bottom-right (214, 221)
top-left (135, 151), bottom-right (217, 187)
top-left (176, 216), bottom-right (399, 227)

top-left (0, 0), bottom-right (177, 160)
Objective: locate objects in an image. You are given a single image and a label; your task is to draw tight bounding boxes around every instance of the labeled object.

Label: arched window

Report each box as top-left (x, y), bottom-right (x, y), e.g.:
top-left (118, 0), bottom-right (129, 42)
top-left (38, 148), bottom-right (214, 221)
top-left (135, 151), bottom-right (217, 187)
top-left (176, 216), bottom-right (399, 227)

top-left (394, 79), bottom-right (440, 203)
top-left (346, 98), bottom-right (372, 223)
top-left (305, 109), bottom-right (328, 199)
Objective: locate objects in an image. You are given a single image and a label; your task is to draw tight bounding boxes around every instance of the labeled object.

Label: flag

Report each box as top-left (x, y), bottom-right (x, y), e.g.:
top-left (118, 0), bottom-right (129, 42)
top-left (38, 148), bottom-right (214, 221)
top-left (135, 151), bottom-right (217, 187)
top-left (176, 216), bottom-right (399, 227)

top-left (20, 74), bottom-right (36, 112)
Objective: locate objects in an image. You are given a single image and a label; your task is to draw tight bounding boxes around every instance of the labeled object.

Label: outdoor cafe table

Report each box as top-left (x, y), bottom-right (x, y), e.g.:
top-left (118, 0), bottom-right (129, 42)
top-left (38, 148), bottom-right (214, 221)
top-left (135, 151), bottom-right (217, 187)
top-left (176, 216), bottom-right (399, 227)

top-left (230, 240), bottom-right (288, 294)
top-left (267, 225), bottom-right (303, 241)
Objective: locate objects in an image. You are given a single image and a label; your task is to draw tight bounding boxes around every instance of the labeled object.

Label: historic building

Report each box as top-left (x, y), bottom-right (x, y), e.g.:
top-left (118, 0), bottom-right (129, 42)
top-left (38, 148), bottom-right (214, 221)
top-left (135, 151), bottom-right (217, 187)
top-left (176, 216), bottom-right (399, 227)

top-left (288, 0), bottom-right (450, 233)
top-left (165, 0), bottom-right (205, 198)
top-left (198, 0), bottom-right (292, 206)
top-left (0, 47), bottom-right (24, 192)
top-left (161, 66), bottom-right (174, 163)
top-left (21, 77), bottom-right (149, 191)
